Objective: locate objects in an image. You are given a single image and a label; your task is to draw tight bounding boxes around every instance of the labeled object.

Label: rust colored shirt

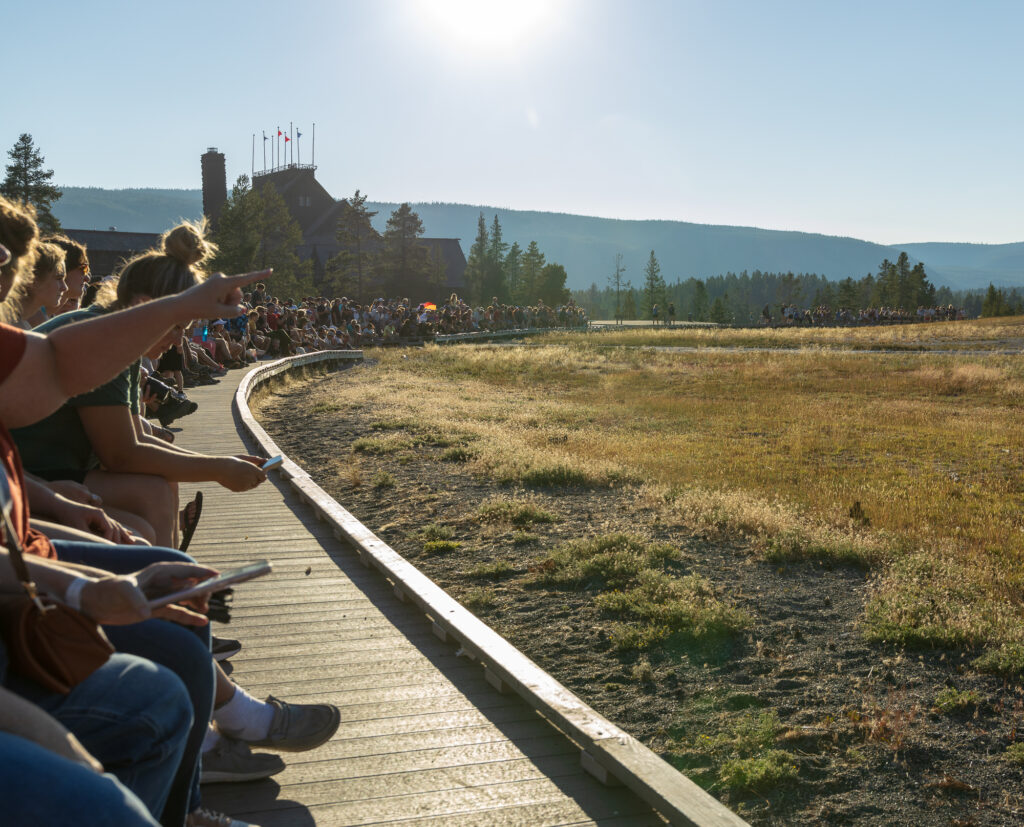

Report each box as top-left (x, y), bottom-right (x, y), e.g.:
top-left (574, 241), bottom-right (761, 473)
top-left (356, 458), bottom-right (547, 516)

top-left (0, 323), bottom-right (57, 559)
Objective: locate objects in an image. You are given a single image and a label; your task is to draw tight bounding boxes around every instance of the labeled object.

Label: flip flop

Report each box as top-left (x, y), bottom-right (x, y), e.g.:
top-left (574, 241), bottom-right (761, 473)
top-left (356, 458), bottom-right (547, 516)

top-left (178, 491), bottom-right (203, 552)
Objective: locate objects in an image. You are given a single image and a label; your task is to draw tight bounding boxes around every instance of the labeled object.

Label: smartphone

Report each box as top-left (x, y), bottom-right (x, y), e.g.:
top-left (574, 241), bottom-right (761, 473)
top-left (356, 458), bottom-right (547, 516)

top-left (261, 455), bottom-right (283, 471)
top-left (147, 560), bottom-right (273, 610)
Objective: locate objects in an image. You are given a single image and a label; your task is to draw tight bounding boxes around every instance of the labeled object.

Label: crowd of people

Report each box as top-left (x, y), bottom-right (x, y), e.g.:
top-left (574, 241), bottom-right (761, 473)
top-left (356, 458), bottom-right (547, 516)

top-left (177, 292), bottom-right (588, 364)
top-left (762, 303), bottom-right (966, 326)
top-left (0, 199), bottom-right (345, 827)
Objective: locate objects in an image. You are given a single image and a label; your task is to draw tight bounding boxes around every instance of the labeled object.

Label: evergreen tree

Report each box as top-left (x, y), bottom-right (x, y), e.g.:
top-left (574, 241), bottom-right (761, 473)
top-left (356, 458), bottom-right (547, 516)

top-left (691, 279), bottom-right (709, 321)
top-left (211, 177), bottom-right (312, 299)
top-left (837, 276), bottom-right (859, 309)
top-left (2, 133), bottom-right (62, 233)
top-left (380, 203), bottom-right (430, 300)
top-left (328, 189), bottom-right (379, 302)
top-left (907, 261), bottom-right (934, 307)
top-left (642, 250), bottom-right (666, 319)
top-left (484, 214), bottom-right (509, 302)
top-left (520, 241), bottom-right (546, 303)
top-left (622, 286), bottom-right (637, 320)
top-left (608, 253), bottom-right (626, 322)
top-left (895, 251), bottom-right (913, 309)
top-left (504, 242), bottom-right (522, 303)
top-left (463, 212), bottom-right (488, 304)
top-left (709, 294), bottom-right (731, 324)
top-left (211, 175), bottom-right (260, 274)
top-left (537, 262), bottom-right (569, 306)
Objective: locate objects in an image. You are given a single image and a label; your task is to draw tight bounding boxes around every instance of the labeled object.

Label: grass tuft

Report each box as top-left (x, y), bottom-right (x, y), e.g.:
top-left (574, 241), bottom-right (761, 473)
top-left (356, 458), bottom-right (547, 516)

top-left (932, 687), bottom-right (979, 713)
top-left (477, 495), bottom-right (558, 526)
top-left (423, 539), bottom-right (461, 555)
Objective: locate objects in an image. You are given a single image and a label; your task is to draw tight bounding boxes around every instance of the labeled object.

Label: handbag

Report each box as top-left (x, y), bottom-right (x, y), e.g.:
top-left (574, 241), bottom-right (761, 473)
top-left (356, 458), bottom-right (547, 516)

top-left (0, 471), bottom-right (114, 694)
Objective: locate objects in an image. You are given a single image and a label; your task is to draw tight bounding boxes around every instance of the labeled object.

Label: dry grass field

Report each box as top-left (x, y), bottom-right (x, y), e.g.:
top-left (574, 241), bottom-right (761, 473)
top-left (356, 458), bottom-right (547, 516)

top-left (256, 316), bottom-right (1024, 824)
top-left (542, 315), bottom-right (1024, 351)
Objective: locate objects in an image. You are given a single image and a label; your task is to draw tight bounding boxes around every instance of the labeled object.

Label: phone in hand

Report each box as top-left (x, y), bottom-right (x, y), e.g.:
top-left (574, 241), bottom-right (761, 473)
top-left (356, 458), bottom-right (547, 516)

top-left (147, 560), bottom-right (272, 610)
top-left (261, 455), bottom-right (283, 471)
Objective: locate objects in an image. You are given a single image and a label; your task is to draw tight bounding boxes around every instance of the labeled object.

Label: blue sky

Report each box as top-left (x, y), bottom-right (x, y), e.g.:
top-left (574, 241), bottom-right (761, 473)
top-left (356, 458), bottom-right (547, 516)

top-left (4, 0), bottom-right (1022, 244)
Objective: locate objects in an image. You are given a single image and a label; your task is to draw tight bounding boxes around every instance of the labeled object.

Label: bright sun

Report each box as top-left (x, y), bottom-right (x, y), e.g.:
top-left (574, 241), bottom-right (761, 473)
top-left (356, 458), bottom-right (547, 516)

top-left (414, 0), bottom-right (558, 51)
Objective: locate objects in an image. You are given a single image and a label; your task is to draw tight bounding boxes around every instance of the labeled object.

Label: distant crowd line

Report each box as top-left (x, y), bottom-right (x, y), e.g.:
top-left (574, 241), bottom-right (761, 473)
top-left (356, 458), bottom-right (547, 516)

top-left (191, 290), bottom-right (589, 363)
top-left (762, 303), bottom-right (966, 327)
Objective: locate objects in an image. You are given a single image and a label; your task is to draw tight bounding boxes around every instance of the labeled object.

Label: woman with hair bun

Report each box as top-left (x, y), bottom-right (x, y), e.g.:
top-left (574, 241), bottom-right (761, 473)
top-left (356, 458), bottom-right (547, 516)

top-left (12, 220), bottom-right (266, 548)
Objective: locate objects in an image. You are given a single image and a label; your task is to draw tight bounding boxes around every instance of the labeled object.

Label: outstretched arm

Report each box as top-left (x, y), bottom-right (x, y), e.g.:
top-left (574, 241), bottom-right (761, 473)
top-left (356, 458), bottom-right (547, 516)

top-left (0, 269), bottom-right (270, 427)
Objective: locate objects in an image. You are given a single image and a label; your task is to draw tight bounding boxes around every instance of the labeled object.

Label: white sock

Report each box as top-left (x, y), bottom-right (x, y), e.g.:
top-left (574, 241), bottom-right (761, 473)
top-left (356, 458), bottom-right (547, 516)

top-left (201, 725), bottom-right (222, 754)
top-left (213, 686), bottom-right (275, 741)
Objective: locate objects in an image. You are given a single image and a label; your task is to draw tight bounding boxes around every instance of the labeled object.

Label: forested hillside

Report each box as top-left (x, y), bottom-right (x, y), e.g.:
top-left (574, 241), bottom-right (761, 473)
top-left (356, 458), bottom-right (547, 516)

top-left (52, 188), bottom-right (1023, 292)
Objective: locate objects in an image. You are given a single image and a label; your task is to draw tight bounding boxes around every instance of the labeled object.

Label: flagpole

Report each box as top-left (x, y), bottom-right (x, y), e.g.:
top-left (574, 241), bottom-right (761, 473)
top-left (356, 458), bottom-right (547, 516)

top-left (262, 131), bottom-right (267, 172)
top-left (290, 122), bottom-right (293, 166)
top-left (312, 122), bottom-right (315, 167)
top-left (251, 134), bottom-right (255, 178)
top-left (297, 129), bottom-right (300, 166)
top-left (276, 125), bottom-right (280, 171)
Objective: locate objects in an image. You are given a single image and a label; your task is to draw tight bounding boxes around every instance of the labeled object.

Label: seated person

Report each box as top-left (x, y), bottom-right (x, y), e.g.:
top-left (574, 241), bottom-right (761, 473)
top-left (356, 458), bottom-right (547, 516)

top-left (44, 234), bottom-right (91, 315)
top-left (0, 240), bottom-right (67, 328)
top-left (10, 222), bottom-right (266, 548)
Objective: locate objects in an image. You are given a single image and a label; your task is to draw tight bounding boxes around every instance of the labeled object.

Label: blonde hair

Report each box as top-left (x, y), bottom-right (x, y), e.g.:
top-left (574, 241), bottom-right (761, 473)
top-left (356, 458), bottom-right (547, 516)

top-left (0, 241), bottom-right (66, 322)
top-left (98, 219), bottom-right (216, 310)
top-left (0, 197), bottom-right (39, 303)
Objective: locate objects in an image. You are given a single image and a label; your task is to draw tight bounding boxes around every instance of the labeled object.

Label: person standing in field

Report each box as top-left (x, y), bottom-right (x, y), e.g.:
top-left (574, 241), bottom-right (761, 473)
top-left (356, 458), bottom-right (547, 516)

top-left (651, 303), bottom-right (659, 325)
top-left (667, 302), bottom-right (675, 327)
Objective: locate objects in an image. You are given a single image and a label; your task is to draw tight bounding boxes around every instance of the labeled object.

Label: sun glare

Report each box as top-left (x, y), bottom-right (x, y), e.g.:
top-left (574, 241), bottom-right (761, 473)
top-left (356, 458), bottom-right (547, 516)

top-left (414, 0), bottom-right (557, 51)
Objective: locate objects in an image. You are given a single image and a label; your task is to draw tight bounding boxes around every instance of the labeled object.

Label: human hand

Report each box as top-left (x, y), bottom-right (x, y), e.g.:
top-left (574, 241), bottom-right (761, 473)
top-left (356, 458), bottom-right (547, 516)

top-left (47, 480), bottom-right (102, 507)
top-left (52, 497), bottom-right (132, 544)
top-left (215, 457), bottom-right (267, 491)
top-left (79, 562), bottom-right (218, 626)
top-left (174, 269), bottom-right (272, 323)
top-left (234, 454), bottom-right (266, 468)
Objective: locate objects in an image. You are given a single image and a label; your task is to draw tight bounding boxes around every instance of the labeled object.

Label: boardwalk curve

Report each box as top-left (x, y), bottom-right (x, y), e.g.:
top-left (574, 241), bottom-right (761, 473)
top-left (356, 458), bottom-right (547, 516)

top-left (178, 351), bottom-right (746, 826)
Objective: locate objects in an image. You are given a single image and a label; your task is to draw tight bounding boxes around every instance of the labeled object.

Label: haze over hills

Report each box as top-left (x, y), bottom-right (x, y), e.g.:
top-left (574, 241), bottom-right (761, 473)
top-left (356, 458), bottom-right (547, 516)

top-left (53, 187), bottom-right (1023, 292)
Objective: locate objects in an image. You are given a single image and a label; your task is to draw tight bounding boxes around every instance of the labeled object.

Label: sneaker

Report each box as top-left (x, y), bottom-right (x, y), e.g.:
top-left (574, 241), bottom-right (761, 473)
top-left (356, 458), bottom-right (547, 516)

top-left (224, 695), bottom-right (340, 752)
top-left (211, 636), bottom-right (242, 662)
top-left (187, 807), bottom-right (259, 826)
top-left (200, 736), bottom-right (285, 784)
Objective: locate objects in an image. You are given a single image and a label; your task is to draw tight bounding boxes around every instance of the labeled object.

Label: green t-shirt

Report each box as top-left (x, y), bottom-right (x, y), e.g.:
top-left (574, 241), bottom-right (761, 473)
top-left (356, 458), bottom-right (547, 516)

top-left (11, 306), bottom-right (141, 477)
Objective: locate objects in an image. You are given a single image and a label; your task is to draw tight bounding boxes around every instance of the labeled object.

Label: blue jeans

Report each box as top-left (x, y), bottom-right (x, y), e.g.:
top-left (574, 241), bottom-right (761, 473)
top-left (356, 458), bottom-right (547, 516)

top-left (0, 729), bottom-right (161, 825)
top-left (51, 541), bottom-right (216, 826)
top-left (3, 646), bottom-right (191, 822)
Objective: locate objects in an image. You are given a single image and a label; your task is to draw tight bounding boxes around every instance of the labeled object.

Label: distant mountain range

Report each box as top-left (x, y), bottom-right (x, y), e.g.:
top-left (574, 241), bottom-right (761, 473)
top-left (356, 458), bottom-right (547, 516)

top-left (53, 187), bottom-right (1023, 291)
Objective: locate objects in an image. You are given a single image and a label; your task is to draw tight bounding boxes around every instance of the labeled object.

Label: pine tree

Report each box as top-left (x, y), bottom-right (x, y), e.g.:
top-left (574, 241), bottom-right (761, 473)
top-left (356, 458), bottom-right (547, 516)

top-left (642, 250), bottom-right (666, 319)
top-left (484, 215), bottom-right (509, 302)
top-left (211, 177), bottom-right (311, 300)
top-left (329, 189), bottom-right (379, 302)
top-left (463, 213), bottom-right (489, 304)
top-left (519, 241), bottom-right (546, 304)
top-left (622, 287), bottom-right (637, 320)
top-left (380, 203), bottom-right (429, 300)
top-left (504, 242), bottom-right (522, 303)
top-left (691, 279), bottom-right (709, 321)
top-left (538, 263), bottom-right (569, 306)
top-left (608, 253), bottom-right (626, 322)
top-left (1, 133), bottom-right (62, 233)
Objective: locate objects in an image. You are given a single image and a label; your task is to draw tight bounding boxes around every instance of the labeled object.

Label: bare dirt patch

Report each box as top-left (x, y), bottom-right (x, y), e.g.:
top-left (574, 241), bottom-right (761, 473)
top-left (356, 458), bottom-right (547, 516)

top-left (257, 369), bottom-right (1024, 825)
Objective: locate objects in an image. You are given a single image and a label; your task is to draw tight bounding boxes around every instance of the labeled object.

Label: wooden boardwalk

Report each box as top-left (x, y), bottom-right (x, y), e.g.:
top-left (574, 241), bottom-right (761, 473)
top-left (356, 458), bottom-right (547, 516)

top-left (176, 367), bottom-right (666, 826)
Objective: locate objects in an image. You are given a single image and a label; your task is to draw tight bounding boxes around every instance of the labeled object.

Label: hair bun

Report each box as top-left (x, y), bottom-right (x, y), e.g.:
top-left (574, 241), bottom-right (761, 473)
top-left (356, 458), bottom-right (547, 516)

top-left (162, 219), bottom-right (215, 266)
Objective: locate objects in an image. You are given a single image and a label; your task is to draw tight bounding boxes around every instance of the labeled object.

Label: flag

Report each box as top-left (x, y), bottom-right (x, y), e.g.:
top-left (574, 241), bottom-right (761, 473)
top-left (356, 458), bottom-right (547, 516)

top-left (263, 131), bottom-right (268, 142)
top-left (296, 130), bottom-right (302, 139)
top-left (277, 129), bottom-right (282, 137)
top-left (284, 135), bottom-right (290, 143)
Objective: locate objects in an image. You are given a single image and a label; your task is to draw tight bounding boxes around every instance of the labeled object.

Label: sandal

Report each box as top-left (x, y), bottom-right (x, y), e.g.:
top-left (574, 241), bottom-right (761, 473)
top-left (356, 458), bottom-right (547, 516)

top-left (178, 491), bottom-right (203, 552)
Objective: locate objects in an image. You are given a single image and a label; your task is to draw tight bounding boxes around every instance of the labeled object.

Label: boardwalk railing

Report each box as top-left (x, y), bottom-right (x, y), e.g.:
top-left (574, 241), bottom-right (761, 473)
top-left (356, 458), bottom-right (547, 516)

top-left (235, 351), bottom-right (747, 827)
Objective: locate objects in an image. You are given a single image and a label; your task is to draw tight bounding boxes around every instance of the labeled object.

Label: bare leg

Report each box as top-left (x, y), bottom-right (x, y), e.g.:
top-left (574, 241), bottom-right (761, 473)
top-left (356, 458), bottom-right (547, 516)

top-left (84, 470), bottom-right (175, 547)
